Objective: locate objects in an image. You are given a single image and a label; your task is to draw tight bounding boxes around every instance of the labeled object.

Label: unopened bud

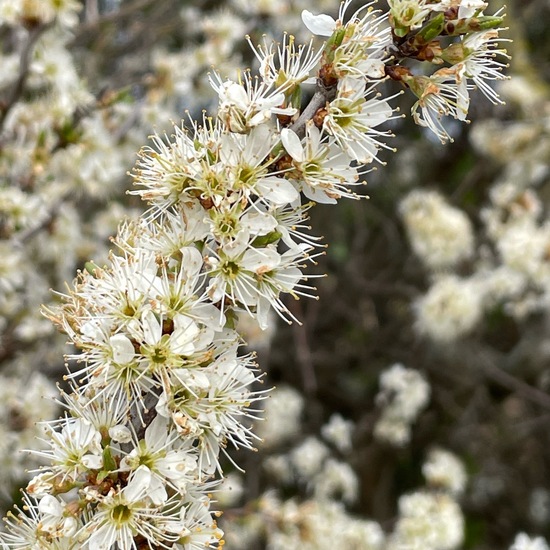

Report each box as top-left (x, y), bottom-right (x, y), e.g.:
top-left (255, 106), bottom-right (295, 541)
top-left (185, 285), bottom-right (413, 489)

top-left (417, 13), bottom-right (445, 43)
top-left (444, 15), bottom-right (504, 36)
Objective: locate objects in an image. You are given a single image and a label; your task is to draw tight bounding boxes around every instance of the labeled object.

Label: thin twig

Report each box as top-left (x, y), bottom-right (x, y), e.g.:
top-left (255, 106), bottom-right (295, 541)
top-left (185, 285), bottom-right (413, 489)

top-left (288, 299), bottom-right (317, 395)
top-left (289, 81), bottom-right (337, 139)
top-left (0, 24), bottom-right (50, 132)
top-left (13, 192), bottom-right (73, 245)
top-left (480, 352), bottom-right (550, 410)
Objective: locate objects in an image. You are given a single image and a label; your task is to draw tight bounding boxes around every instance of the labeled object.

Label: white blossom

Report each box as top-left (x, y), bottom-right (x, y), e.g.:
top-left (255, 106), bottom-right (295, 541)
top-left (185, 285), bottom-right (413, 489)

top-left (374, 363), bottom-right (430, 446)
top-left (388, 491), bottom-right (464, 550)
top-left (415, 275), bottom-right (484, 341)
top-left (422, 448), bottom-right (468, 495)
top-left (510, 533), bottom-right (550, 550)
top-left (400, 189), bottom-right (474, 270)
top-left (324, 77), bottom-right (394, 163)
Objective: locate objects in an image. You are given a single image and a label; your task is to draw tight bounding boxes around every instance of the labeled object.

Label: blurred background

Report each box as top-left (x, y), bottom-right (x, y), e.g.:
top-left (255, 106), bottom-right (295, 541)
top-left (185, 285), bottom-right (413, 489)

top-left (1, 0), bottom-right (549, 548)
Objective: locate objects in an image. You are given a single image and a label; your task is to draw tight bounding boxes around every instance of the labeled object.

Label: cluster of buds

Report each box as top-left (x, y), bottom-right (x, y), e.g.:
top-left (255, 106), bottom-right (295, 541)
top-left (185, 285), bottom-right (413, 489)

top-left (385, 0), bottom-right (509, 141)
top-left (0, 0), bottom-right (508, 548)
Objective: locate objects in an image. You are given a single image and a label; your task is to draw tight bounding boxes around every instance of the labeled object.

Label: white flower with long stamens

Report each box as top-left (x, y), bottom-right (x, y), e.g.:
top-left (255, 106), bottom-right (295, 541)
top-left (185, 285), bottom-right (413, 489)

top-left (83, 467), bottom-right (185, 549)
top-left (205, 227), bottom-right (311, 326)
top-left (131, 128), bottom-right (201, 212)
top-left (408, 70), bottom-right (470, 143)
top-left (141, 308), bottom-right (203, 359)
top-left (75, 249), bottom-right (160, 335)
top-left (132, 119), bottom-right (236, 214)
top-left (38, 495), bottom-right (78, 538)
top-left (148, 247), bottom-right (224, 332)
top-left (1, 495), bottom-right (80, 549)
top-left (206, 200), bottom-right (279, 246)
top-left (210, 72), bottom-right (296, 133)
top-left (156, 338), bottom-right (262, 475)
top-left (454, 29), bottom-right (510, 108)
top-left (220, 125), bottom-right (300, 206)
top-left (323, 76), bottom-right (394, 163)
top-left (336, 4), bottom-right (391, 78)
top-left (303, 1), bottom-right (390, 79)
top-left (120, 416), bottom-right (199, 502)
top-left (172, 499), bottom-right (224, 550)
top-left (35, 418), bottom-right (103, 483)
top-left (66, 327), bottom-right (151, 405)
top-left (253, 243), bottom-right (316, 328)
top-left (281, 122), bottom-right (359, 204)
top-left (118, 202), bottom-right (210, 259)
top-left (272, 203), bottom-right (324, 251)
top-left (205, 231), bottom-right (264, 313)
top-left (55, 389), bottom-right (131, 443)
top-left (248, 33), bottom-right (321, 89)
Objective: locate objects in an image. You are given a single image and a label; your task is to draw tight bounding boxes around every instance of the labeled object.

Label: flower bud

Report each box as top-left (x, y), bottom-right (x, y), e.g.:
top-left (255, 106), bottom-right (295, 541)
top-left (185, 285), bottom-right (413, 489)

top-left (444, 15), bottom-right (504, 36)
top-left (416, 12), bottom-right (445, 43)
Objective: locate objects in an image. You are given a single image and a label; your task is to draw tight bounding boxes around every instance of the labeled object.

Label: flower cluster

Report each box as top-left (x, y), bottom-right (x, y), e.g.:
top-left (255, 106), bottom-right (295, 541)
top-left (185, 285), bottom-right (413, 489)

top-left (385, 0), bottom-right (509, 142)
top-left (220, 391), bottom-right (467, 550)
top-left (220, 386), bottom-right (384, 550)
top-left (400, 189), bottom-right (474, 270)
top-left (403, 78), bottom-right (550, 344)
top-left (387, 490), bottom-right (464, 550)
top-left (374, 363), bottom-right (431, 446)
top-left (510, 534), bottom-right (550, 550)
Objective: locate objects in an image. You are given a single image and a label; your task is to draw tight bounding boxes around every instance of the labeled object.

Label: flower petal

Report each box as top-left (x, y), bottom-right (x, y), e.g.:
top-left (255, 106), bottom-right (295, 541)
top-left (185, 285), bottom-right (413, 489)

top-left (302, 9), bottom-right (336, 36)
top-left (110, 334), bottom-right (135, 364)
top-left (256, 176), bottom-right (300, 206)
top-left (281, 128), bottom-right (305, 163)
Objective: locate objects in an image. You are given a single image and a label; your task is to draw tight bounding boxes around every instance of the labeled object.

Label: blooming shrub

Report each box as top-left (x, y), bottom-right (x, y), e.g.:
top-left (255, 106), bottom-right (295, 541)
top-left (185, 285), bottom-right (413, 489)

top-left (2, 0), bottom-right (549, 548)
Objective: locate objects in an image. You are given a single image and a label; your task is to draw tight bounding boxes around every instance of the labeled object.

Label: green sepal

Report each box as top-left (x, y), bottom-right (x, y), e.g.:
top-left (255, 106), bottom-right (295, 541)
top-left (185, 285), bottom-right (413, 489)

top-left (96, 470), bottom-right (110, 483)
top-left (270, 141), bottom-right (285, 158)
top-left (102, 445), bottom-right (117, 472)
top-left (251, 230), bottom-right (282, 248)
top-left (289, 85), bottom-right (302, 111)
top-left (323, 27), bottom-right (346, 61)
top-left (84, 261), bottom-right (101, 276)
top-left (95, 445), bottom-right (118, 483)
top-left (417, 13), bottom-right (445, 43)
top-left (392, 21), bottom-right (410, 38)
top-left (224, 308), bottom-right (238, 330)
